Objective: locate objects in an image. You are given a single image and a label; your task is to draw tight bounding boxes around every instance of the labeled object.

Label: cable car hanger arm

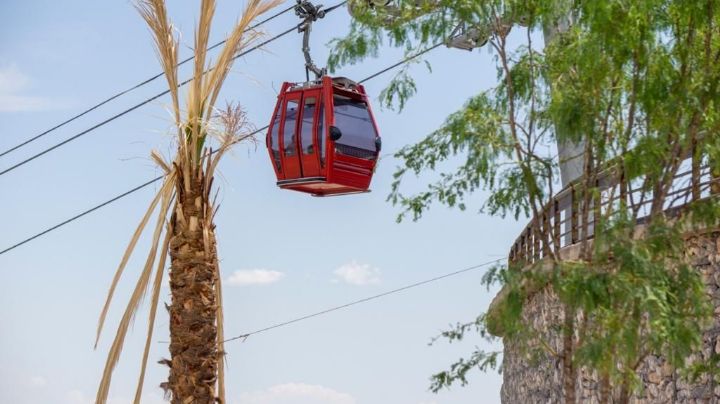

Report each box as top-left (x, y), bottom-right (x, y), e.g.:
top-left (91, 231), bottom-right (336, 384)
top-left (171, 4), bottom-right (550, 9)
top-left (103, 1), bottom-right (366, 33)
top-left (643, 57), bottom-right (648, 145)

top-left (295, 0), bottom-right (343, 80)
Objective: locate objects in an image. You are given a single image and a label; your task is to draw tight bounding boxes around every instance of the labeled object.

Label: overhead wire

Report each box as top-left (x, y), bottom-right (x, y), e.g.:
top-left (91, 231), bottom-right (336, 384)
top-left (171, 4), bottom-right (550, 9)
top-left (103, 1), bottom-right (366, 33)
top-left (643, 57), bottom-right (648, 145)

top-left (359, 42), bottom-right (444, 83)
top-left (0, 177), bottom-right (163, 256)
top-left (0, 4), bottom-right (296, 159)
top-left (0, 23), bottom-right (302, 178)
top-left (0, 41), bottom-right (444, 257)
top-left (0, 1), bottom-right (350, 178)
top-left (221, 257), bottom-right (505, 344)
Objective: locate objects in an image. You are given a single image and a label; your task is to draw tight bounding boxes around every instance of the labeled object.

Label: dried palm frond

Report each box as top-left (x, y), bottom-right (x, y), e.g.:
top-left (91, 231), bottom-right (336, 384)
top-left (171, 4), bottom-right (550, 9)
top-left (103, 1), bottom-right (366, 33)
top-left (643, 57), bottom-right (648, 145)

top-left (151, 149), bottom-right (172, 174)
top-left (96, 174), bottom-right (175, 404)
top-left (203, 102), bottom-right (256, 189)
top-left (133, 220), bottom-right (173, 404)
top-left (95, 0), bottom-right (281, 403)
top-left (205, 1), bottom-right (281, 111)
top-left (135, 0), bottom-right (180, 128)
top-left (94, 175), bottom-right (173, 348)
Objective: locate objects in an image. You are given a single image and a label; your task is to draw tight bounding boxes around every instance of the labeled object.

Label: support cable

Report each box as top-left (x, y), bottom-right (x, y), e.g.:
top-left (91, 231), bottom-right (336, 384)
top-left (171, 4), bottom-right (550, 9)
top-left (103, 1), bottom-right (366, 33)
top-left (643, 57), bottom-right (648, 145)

top-left (0, 2), bottom-right (348, 177)
top-left (358, 42), bottom-right (443, 83)
top-left (221, 258), bottom-right (504, 344)
top-left (0, 4), bottom-right (296, 159)
top-left (0, 41), bottom-right (444, 257)
top-left (0, 22), bottom-right (303, 178)
top-left (0, 177), bottom-right (164, 256)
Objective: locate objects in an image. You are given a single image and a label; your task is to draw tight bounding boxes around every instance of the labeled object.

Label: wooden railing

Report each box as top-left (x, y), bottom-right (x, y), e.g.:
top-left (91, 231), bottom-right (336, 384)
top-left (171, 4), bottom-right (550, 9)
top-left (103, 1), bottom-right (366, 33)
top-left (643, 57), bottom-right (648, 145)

top-left (508, 154), bottom-right (719, 265)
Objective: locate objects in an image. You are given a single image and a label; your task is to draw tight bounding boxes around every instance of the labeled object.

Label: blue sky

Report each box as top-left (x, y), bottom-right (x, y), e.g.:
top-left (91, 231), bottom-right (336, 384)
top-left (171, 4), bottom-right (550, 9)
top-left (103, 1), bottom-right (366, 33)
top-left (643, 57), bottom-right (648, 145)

top-left (0, 1), bottom-right (527, 403)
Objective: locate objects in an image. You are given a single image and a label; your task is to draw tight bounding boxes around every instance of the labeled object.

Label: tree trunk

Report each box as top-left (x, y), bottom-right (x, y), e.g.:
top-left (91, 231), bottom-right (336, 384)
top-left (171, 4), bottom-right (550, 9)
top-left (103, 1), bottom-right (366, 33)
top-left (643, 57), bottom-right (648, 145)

top-left (599, 372), bottom-right (611, 404)
top-left (164, 173), bottom-right (220, 403)
top-left (618, 382), bottom-right (630, 404)
top-left (562, 304), bottom-right (577, 404)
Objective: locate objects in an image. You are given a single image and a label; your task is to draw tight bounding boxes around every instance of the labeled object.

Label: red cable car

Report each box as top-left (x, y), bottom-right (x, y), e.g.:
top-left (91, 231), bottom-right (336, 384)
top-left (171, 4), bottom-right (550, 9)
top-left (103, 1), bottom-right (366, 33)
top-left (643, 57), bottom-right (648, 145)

top-left (266, 76), bottom-right (381, 196)
top-left (265, 1), bottom-right (382, 197)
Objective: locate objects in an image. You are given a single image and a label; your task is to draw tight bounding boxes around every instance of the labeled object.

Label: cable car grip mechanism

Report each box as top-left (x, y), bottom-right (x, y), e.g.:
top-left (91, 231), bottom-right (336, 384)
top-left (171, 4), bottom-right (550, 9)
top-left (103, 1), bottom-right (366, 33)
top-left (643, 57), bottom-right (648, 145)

top-left (295, 0), bottom-right (328, 81)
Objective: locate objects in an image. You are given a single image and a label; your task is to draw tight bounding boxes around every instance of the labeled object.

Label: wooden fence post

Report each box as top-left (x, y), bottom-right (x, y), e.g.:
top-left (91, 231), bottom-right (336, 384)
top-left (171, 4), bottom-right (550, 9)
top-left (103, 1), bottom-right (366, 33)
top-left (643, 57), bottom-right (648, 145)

top-left (533, 221), bottom-right (541, 261)
top-left (553, 199), bottom-right (561, 251)
top-left (692, 136), bottom-right (701, 200)
top-left (571, 186), bottom-right (579, 244)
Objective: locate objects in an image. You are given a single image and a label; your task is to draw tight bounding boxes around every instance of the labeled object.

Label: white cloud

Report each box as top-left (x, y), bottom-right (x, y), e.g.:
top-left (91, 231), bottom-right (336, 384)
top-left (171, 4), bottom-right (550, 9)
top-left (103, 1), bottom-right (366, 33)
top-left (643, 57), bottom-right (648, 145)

top-left (226, 269), bottom-right (285, 286)
top-left (238, 383), bottom-right (355, 404)
top-left (0, 64), bottom-right (62, 112)
top-left (29, 376), bottom-right (47, 387)
top-left (333, 261), bottom-right (381, 286)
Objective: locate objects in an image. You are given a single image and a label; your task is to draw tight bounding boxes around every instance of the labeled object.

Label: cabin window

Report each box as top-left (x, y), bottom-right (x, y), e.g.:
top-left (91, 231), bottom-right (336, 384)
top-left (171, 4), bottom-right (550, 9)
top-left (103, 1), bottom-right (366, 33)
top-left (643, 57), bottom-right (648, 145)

top-left (269, 107), bottom-right (282, 171)
top-left (283, 100), bottom-right (299, 157)
top-left (301, 97), bottom-right (316, 155)
top-left (333, 96), bottom-right (377, 159)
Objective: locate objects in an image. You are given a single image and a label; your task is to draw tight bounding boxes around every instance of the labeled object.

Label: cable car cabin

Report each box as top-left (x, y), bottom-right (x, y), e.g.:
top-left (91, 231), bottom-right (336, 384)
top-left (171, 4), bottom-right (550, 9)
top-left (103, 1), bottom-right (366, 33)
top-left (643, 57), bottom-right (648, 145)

top-left (266, 76), bottom-right (381, 197)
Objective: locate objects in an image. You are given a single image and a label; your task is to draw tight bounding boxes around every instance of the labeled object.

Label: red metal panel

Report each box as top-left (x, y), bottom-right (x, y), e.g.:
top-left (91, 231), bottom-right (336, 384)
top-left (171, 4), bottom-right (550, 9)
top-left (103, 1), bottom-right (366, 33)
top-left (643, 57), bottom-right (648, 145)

top-left (322, 76), bottom-right (336, 173)
top-left (299, 88), bottom-right (322, 178)
top-left (267, 76), bottom-right (381, 196)
top-left (279, 91), bottom-right (303, 180)
top-left (332, 154), bottom-right (373, 189)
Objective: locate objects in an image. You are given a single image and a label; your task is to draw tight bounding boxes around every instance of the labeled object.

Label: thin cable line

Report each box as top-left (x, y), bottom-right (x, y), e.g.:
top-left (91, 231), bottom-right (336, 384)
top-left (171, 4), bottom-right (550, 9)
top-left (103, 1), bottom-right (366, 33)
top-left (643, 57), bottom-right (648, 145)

top-left (318, 1), bottom-right (348, 14)
top-left (359, 42), bottom-right (444, 83)
top-left (221, 258), bottom-right (505, 343)
top-left (0, 177), bottom-right (163, 256)
top-left (0, 22), bottom-right (302, 178)
top-left (0, 36), bottom-right (443, 257)
top-left (0, 4), bottom-right (296, 159)
top-left (0, 124), bottom-right (265, 257)
top-left (0, 1), bottom-right (349, 176)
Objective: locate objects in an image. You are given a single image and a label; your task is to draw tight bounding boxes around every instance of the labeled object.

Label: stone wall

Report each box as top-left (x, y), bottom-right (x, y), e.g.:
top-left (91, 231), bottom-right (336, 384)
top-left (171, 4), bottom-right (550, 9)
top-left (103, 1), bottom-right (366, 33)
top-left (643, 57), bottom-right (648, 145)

top-left (498, 232), bottom-right (720, 403)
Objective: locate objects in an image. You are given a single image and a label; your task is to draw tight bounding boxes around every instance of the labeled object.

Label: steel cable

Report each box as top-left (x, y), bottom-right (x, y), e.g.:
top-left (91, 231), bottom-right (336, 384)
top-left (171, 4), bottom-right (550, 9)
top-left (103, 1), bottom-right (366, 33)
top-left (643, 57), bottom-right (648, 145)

top-left (0, 41), bottom-right (443, 257)
top-left (0, 4), bottom-right (296, 159)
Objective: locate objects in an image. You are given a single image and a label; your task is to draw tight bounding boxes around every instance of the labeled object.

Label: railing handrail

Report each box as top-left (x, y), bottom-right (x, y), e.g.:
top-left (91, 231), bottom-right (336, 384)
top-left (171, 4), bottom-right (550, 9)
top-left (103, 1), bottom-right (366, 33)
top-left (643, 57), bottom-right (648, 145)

top-left (508, 152), bottom-right (718, 265)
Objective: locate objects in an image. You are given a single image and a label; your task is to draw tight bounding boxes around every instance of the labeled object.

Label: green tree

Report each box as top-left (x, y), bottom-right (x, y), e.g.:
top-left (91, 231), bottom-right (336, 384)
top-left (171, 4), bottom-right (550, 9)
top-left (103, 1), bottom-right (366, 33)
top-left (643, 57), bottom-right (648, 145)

top-left (331, 0), bottom-right (720, 402)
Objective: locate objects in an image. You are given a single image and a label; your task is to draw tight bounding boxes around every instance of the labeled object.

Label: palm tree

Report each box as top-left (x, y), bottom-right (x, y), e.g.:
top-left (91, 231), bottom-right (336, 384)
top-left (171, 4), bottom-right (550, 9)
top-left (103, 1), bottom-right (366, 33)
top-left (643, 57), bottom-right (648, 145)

top-left (92, 0), bottom-right (280, 403)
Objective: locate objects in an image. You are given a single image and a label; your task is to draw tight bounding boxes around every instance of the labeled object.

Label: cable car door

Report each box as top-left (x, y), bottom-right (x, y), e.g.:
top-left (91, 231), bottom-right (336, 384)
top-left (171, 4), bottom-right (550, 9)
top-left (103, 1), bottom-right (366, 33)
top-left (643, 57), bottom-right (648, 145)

top-left (298, 90), bottom-right (322, 178)
top-left (280, 93), bottom-right (302, 179)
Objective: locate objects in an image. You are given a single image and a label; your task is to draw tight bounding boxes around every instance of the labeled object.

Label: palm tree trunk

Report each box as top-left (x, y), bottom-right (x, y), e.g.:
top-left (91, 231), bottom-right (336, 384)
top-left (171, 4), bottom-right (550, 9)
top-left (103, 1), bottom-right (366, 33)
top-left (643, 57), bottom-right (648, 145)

top-left (164, 173), bottom-right (220, 403)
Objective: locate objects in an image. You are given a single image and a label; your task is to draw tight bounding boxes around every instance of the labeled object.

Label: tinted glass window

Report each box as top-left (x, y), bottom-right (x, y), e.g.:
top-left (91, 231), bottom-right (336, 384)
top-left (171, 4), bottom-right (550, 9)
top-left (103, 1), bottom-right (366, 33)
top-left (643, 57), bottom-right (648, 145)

top-left (318, 101), bottom-right (325, 166)
top-left (283, 100), bottom-right (299, 157)
top-left (300, 97), bottom-right (316, 155)
top-left (333, 96), bottom-right (377, 159)
top-left (269, 107), bottom-right (282, 171)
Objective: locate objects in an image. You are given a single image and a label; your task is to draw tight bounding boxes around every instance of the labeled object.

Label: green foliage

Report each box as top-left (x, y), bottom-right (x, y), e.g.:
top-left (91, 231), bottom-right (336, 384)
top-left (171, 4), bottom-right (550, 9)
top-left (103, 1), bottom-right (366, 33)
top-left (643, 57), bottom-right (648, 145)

top-left (327, 24), bottom-right (383, 72)
top-left (429, 349), bottom-right (502, 392)
top-left (427, 314), bottom-right (501, 392)
top-left (570, 213), bottom-right (712, 388)
top-left (388, 92), bottom-right (526, 220)
top-left (378, 70), bottom-right (416, 111)
top-left (332, 0), bottom-right (720, 399)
